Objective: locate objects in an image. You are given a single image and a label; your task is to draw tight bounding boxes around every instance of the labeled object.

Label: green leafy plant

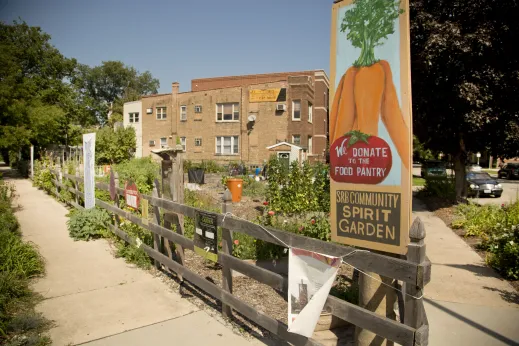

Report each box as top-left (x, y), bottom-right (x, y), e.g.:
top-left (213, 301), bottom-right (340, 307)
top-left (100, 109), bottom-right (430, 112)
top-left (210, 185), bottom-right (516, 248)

top-left (341, 0), bottom-right (403, 67)
top-left (486, 226), bottom-right (519, 280)
top-left (66, 208), bottom-right (111, 241)
top-left (417, 177), bottom-right (456, 201)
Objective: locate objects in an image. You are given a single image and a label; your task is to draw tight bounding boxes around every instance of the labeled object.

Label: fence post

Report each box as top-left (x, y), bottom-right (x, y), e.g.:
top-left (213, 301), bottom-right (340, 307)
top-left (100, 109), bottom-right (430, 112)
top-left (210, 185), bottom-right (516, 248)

top-left (356, 255), bottom-right (397, 346)
top-left (56, 164), bottom-right (62, 198)
top-left (75, 167), bottom-right (80, 206)
top-left (221, 189), bottom-right (234, 318)
top-left (404, 217), bottom-right (426, 329)
top-left (113, 172), bottom-right (121, 226)
top-left (152, 179), bottom-right (163, 269)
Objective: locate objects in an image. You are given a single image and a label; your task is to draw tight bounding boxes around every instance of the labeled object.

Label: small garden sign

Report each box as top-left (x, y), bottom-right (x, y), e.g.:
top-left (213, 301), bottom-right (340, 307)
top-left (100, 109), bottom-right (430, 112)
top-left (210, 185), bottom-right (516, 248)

top-left (194, 210), bottom-right (218, 262)
top-left (124, 180), bottom-right (139, 210)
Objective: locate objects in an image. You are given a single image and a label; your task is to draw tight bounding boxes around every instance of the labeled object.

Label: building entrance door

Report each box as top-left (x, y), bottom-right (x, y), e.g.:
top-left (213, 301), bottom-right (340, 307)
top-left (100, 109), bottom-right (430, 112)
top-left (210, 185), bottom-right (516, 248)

top-left (278, 152), bottom-right (290, 170)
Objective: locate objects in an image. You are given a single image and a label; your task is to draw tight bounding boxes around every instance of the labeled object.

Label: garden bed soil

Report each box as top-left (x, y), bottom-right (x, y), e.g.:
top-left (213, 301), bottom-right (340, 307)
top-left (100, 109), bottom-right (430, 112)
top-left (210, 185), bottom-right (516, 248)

top-left (153, 249), bottom-right (355, 343)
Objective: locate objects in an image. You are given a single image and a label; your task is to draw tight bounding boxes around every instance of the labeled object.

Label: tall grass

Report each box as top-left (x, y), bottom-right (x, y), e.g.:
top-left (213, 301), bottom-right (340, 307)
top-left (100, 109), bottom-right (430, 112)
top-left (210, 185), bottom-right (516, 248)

top-left (0, 179), bottom-right (48, 343)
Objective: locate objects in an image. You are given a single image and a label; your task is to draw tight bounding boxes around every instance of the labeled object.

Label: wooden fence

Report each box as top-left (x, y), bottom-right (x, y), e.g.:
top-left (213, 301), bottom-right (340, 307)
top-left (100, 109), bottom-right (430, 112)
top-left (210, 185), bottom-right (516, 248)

top-left (47, 166), bottom-right (430, 346)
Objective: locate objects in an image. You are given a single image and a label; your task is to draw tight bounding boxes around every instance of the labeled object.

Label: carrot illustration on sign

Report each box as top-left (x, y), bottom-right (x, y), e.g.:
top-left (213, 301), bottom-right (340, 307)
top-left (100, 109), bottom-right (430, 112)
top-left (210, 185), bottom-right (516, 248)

top-left (330, 0), bottom-right (409, 171)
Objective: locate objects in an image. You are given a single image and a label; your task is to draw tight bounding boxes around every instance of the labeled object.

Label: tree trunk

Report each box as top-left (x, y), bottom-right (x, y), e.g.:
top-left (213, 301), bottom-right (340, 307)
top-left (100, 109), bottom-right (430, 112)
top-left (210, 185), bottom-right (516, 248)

top-left (454, 154), bottom-right (466, 198)
top-left (454, 136), bottom-right (467, 199)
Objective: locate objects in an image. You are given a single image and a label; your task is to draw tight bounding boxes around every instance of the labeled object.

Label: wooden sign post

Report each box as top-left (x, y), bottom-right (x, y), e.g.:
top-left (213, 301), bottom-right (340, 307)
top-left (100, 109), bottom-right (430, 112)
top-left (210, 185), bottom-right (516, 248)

top-left (330, 0), bottom-right (413, 344)
top-left (152, 146), bottom-right (186, 281)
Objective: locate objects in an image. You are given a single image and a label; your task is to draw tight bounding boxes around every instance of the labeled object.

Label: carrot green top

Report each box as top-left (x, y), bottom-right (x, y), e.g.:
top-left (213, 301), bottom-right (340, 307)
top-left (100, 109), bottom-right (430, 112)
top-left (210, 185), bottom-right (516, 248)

top-left (340, 0), bottom-right (403, 67)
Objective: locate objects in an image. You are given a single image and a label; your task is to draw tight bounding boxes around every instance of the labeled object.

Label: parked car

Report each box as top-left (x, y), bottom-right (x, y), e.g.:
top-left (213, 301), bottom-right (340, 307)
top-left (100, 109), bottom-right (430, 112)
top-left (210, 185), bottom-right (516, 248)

top-left (466, 172), bottom-right (502, 198)
top-left (421, 160), bottom-right (447, 178)
top-left (498, 162), bottom-right (519, 180)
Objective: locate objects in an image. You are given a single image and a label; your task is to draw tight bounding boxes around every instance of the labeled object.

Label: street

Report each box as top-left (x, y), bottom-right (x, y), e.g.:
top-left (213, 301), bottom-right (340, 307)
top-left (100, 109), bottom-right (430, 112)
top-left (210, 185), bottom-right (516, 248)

top-left (469, 178), bottom-right (519, 205)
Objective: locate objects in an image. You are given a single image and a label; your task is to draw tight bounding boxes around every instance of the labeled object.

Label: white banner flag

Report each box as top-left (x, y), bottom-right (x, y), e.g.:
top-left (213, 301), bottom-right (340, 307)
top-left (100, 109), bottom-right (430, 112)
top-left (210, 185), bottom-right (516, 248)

top-left (288, 248), bottom-right (340, 337)
top-left (83, 133), bottom-right (96, 209)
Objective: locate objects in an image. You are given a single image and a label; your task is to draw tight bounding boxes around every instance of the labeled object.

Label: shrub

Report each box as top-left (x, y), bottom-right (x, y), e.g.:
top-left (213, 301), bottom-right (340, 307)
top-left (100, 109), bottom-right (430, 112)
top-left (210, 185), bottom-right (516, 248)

top-left (486, 226), bottom-right (519, 280)
top-left (66, 208), bottom-right (111, 241)
top-left (265, 157), bottom-right (330, 215)
top-left (114, 157), bottom-right (159, 195)
top-left (453, 201), bottom-right (519, 279)
top-left (417, 177), bottom-right (456, 201)
top-left (452, 203), bottom-right (508, 237)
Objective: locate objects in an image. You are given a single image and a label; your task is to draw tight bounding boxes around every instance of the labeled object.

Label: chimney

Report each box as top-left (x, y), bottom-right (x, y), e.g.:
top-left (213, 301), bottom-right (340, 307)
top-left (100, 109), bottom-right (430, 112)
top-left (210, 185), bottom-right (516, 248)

top-left (172, 82), bottom-right (179, 95)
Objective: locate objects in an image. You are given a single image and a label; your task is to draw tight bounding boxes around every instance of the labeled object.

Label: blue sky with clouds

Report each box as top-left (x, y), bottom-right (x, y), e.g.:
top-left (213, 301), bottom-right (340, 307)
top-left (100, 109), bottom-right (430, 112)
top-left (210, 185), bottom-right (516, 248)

top-left (0, 0), bottom-right (332, 93)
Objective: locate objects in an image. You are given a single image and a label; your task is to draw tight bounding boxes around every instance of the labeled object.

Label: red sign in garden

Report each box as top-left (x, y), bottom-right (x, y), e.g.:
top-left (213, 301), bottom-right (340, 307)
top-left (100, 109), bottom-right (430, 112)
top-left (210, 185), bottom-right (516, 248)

top-left (330, 131), bottom-right (392, 184)
top-left (124, 180), bottom-right (140, 210)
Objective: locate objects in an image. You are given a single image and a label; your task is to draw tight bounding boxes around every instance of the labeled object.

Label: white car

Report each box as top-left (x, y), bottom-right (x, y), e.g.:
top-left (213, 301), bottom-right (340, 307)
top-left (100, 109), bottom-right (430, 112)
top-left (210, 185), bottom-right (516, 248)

top-left (467, 165), bottom-right (482, 172)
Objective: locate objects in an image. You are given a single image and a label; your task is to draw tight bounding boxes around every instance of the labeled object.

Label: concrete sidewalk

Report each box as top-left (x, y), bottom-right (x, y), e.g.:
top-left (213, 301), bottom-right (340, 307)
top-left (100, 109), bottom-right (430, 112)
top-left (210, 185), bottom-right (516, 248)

top-left (413, 197), bottom-right (519, 346)
top-left (10, 176), bottom-right (262, 346)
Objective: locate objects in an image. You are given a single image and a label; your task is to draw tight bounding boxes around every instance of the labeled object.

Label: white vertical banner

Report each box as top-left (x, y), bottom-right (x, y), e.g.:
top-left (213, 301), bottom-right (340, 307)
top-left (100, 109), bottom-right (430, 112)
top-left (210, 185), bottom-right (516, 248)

top-left (83, 133), bottom-right (96, 209)
top-left (288, 248), bottom-right (341, 337)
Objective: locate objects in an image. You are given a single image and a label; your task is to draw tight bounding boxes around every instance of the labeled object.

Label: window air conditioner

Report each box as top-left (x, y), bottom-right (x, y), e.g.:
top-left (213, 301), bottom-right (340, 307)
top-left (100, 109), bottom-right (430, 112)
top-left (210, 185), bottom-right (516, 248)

top-left (277, 104), bottom-right (286, 111)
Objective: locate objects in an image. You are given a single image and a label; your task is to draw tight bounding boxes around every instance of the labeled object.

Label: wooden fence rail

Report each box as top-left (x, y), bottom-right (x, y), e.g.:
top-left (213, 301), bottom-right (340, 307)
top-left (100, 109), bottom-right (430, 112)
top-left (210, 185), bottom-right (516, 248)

top-left (47, 167), bottom-right (429, 346)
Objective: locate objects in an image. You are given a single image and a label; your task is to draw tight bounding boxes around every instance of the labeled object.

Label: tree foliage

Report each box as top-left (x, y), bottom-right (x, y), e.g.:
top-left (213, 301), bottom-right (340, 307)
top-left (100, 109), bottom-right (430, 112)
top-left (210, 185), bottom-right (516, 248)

top-left (410, 0), bottom-right (519, 196)
top-left (95, 126), bottom-right (136, 165)
top-left (0, 20), bottom-right (77, 161)
top-left (73, 61), bottom-right (159, 124)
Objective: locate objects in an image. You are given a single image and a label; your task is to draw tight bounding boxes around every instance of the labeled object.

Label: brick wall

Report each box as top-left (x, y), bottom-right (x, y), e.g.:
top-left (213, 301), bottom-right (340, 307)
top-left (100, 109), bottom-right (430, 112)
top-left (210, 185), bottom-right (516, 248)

top-left (141, 93), bottom-right (172, 157)
top-left (140, 71), bottom-right (329, 164)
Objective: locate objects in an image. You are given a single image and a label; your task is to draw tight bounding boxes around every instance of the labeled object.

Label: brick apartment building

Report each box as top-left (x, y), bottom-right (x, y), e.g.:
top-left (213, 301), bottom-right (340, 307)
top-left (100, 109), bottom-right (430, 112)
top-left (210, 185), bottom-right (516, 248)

top-left (130, 70), bottom-right (329, 165)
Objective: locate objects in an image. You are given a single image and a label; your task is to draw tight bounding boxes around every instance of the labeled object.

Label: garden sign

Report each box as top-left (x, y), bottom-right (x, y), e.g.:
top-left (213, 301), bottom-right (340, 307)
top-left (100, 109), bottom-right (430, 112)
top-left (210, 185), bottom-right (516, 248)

top-left (124, 180), bottom-right (140, 210)
top-left (194, 211), bottom-right (218, 262)
top-left (329, 0), bottom-right (412, 254)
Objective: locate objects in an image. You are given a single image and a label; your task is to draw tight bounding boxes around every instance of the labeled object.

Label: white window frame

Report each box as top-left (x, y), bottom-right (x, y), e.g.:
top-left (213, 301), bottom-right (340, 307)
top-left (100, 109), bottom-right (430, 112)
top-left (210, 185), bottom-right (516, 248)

top-left (195, 105), bottom-right (202, 113)
top-left (129, 112), bottom-right (139, 123)
top-left (156, 107), bottom-right (167, 120)
top-left (195, 138), bottom-right (202, 146)
top-left (292, 135), bottom-right (301, 146)
top-left (308, 135), bottom-right (313, 154)
top-left (308, 102), bottom-right (313, 123)
top-left (180, 137), bottom-right (186, 152)
top-left (180, 105), bottom-right (187, 121)
top-left (149, 140), bottom-right (156, 147)
top-left (292, 100), bottom-right (301, 120)
top-left (160, 137), bottom-right (167, 148)
top-left (215, 136), bottom-right (239, 155)
top-left (216, 103), bottom-right (240, 122)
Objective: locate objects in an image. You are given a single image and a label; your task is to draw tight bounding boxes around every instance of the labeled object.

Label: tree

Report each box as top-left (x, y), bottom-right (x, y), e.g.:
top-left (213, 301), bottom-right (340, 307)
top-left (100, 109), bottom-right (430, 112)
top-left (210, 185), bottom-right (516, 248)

top-left (410, 0), bottom-right (519, 197)
top-left (73, 61), bottom-right (159, 124)
top-left (95, 126), bottom-right (136, 165)
top-left (0, 20), bottom-right (77, 162)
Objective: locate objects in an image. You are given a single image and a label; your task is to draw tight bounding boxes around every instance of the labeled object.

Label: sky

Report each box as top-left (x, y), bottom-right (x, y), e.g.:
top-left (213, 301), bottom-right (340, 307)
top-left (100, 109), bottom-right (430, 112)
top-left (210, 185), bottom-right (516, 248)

top-left (0, 0), bottom-right (332, 93)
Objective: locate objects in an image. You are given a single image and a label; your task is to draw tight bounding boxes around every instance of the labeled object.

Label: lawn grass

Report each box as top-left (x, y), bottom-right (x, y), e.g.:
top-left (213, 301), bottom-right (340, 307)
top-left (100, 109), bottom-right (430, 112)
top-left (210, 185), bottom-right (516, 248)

top-left (413, 176), bottom-right (426, 186)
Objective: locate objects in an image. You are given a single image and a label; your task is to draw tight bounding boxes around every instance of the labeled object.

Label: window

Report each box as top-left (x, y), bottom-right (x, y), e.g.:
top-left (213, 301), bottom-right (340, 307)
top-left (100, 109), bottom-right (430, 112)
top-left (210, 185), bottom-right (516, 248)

top-left (308, 102), bottom-right (313, 123)
top-left (195, 138), bottom-right (202, 146)
top-left (129, 112), bottom-right (139, 123)
top-left (308, 136), bottom-right (313, 154)
top-left (216, 103), bottom-right (240, 121)
top-left (160, 137), bottom-right (167, 148)
top-left (149, 140), bottom-right (156, 147)
top-left (292, 100), bottom-right (301, 120)
top-left (180, 137), bottom-right (186, 152)
top-left (292, 135), bottom-right (301, 145)
top-left (195, 105), bottom-right (202, 113)
top-left (180, 106), bottom-right (187, 121)
top-left (156, 107), bottom-right (167, 120)
top-left (215, 136), bottom-right (239, 155)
